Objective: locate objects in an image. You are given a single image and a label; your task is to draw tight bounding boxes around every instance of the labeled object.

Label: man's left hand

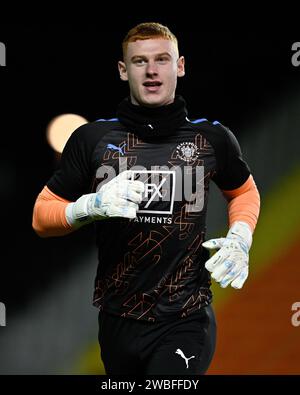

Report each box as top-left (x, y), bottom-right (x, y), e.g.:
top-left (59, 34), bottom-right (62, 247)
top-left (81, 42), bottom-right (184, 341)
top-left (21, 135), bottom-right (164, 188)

top-left (202, 221), bottom-right (252, 289)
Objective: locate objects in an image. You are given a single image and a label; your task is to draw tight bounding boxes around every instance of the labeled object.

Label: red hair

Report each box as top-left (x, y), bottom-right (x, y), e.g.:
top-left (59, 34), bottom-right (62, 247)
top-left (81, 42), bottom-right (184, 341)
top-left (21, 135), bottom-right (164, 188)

top-left (122, 22), bottom-right (178, 59)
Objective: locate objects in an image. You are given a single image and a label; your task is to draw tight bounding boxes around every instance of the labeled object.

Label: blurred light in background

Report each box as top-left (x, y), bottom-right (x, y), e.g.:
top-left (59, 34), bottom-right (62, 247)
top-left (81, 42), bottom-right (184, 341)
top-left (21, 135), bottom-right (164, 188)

top-left (47, 114), bottom-right (88, 153)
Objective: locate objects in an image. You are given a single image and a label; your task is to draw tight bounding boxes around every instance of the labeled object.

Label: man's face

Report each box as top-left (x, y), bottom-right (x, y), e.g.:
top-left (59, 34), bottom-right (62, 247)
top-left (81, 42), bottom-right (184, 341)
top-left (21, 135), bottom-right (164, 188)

top-left (118, 39), bottom-right (185, 107)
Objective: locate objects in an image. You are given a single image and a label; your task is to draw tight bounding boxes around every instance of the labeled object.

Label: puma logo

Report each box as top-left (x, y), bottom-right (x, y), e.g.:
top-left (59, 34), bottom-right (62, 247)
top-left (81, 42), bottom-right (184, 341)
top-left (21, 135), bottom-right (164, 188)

top-left (175, 348), bottom-right (195, 369)
top-left (106, 143), bottom-right (126, 156)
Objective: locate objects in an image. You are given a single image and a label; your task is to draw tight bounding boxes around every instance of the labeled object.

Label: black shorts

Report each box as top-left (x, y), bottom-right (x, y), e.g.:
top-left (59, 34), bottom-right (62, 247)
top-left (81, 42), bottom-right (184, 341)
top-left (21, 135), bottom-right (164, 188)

top-left (98, 304), bottom-right (216, 375)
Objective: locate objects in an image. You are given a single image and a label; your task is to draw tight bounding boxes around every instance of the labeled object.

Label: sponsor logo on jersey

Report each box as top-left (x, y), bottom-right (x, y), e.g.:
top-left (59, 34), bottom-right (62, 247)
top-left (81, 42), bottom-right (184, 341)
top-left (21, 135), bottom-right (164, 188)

top-left (130, 170), bottom-right (176, 215)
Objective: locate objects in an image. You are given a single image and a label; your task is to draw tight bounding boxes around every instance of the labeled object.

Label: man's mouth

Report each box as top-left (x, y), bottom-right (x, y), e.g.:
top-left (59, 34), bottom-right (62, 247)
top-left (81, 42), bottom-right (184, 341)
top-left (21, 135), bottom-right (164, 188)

top-left (143, 81), bottom-right (162, 87)
top-left (143, 81), bottom-right (162, 92)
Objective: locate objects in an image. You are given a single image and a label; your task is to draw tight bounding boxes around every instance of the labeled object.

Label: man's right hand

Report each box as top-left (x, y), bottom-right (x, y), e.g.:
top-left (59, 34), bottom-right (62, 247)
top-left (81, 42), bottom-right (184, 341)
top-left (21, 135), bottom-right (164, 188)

top-left (66, 170), bottom-right (145, 226)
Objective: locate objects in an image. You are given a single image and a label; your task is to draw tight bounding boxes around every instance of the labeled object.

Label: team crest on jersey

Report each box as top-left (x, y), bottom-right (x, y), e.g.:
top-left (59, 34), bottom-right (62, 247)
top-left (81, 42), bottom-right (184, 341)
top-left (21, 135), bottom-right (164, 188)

top-left (176, 142), bottom-right (199, 163)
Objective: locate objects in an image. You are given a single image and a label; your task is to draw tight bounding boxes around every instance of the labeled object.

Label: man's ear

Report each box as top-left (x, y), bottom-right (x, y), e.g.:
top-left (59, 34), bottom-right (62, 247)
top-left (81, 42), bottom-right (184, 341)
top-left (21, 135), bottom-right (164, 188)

top-left (118, 61), bottom-right (128, 81)
top-left (177, 56), bottom-right (185, 78)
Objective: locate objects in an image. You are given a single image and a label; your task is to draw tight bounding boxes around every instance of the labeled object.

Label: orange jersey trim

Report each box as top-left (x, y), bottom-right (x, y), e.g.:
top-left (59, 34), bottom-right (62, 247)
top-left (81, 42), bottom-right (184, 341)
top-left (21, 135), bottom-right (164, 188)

top-left (222, 175), bottom-right (260, 232)
top-left (32, 186), bottom-right (73, 237)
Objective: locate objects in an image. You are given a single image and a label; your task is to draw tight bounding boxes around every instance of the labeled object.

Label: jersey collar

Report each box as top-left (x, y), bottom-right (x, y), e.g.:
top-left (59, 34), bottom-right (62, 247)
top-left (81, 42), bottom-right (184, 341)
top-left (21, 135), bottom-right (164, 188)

top-left (117, 95), bottom-right (188, 141)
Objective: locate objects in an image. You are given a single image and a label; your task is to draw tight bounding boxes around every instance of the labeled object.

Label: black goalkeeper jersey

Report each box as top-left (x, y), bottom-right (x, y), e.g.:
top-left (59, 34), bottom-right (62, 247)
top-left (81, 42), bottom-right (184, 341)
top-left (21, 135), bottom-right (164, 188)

top-left (47, 97), bottom-right (250, 322)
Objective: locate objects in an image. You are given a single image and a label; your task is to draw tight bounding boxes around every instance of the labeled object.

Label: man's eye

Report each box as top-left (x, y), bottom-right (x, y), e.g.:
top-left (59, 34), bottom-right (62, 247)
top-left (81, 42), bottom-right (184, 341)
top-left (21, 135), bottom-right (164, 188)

top-left (135, 59), bottom-right (146, 65)
top-left (157, 58), bottom-right (169, 64)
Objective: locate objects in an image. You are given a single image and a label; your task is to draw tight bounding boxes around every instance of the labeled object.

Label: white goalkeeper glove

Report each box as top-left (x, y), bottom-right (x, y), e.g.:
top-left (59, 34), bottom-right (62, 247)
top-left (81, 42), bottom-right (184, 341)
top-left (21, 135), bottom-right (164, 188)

top-left (66, 170), bottom-right (144, 227)
top-left (202, 221), bottom-right (253, 289)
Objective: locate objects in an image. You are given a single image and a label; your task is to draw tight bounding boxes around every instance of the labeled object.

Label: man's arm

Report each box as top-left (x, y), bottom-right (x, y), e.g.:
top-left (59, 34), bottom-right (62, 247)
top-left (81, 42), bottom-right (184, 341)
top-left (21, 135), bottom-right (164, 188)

top-left (222, 174), bottom-right (260, 233)
top-left (203, 174), bottom-right (260, 289)
top-left (32, 123), bottom-right (144, 238)
top-left (203, 123), bottom-right (260, 289)
top-left (32, 171), bottom-right (144, 238)
top-left (32, 186), bottom-right (73, 238)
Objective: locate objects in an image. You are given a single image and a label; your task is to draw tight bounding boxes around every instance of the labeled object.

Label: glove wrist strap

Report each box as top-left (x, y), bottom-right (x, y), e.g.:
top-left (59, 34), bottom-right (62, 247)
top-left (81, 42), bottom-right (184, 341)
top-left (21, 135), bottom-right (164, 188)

top-left (227, 221), bottom-right (253, 250)
top-left (65, 194), bottom-right (96, 227)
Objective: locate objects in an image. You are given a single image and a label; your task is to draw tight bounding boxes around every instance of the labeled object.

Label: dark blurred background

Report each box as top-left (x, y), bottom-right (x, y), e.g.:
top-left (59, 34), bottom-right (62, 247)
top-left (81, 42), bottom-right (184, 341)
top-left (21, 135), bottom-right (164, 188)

top-left (0, 22), bottom-right (299, 374)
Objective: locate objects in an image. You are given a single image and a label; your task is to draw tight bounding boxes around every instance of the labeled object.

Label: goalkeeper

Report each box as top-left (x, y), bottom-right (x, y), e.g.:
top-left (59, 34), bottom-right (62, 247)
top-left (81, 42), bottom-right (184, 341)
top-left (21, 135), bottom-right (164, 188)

top-left (32, 22), bottom-right (260, 375)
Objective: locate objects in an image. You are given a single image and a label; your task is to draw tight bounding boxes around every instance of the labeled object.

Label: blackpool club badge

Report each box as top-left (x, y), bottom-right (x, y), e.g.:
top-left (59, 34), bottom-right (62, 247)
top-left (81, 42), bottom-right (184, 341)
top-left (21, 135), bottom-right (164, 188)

top-left (176, 142), bottom-right (200, 163)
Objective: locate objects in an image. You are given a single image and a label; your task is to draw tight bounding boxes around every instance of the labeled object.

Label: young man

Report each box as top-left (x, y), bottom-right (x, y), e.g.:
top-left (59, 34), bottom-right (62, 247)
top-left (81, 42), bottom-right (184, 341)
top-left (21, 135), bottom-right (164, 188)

top-left (32, 23), bottom-right (260, 375)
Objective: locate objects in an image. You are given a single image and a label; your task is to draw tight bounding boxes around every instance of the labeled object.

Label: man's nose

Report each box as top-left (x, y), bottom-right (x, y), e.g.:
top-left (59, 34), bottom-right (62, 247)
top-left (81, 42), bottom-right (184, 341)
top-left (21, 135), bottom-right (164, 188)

top-left (145, 60), bottom-right (158, 76)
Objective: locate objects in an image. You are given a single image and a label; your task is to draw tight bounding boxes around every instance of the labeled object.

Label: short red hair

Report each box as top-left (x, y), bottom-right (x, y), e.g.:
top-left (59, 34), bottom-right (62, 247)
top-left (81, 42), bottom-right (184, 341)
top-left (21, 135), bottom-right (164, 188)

top-left (122, 22), bottom-right (178, 59)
